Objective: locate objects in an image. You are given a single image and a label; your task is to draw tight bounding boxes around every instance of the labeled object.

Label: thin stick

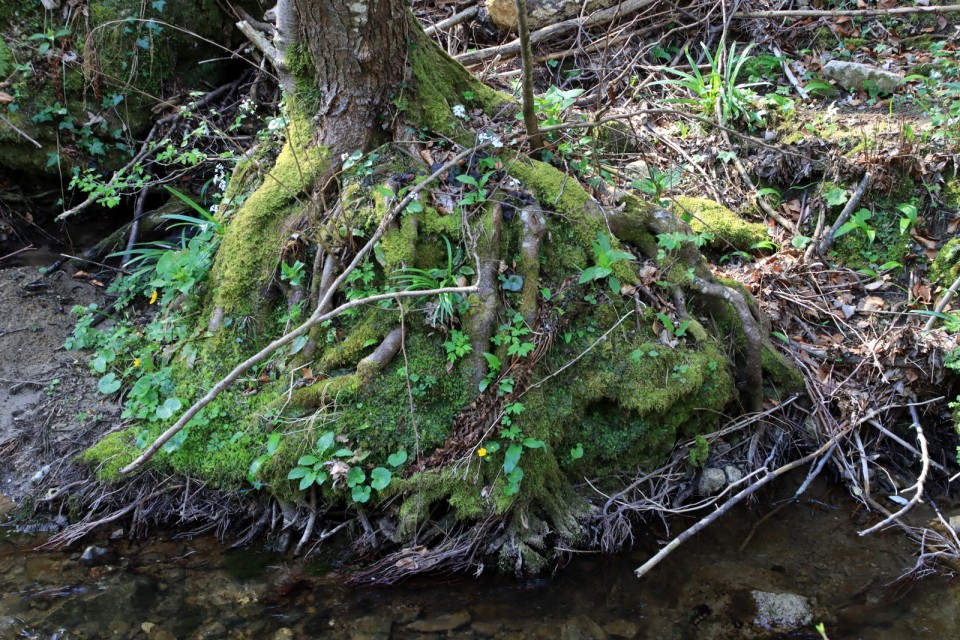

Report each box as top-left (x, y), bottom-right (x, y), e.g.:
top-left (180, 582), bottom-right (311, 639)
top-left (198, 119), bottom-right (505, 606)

top-left (424, 5), bottom-right (479, 37)
top-left (120, 144), bottom-right (487, 474)
top-left (0, 245), bottom-right (36, 262)
top-left (0, 113), bottom-right (42, 148)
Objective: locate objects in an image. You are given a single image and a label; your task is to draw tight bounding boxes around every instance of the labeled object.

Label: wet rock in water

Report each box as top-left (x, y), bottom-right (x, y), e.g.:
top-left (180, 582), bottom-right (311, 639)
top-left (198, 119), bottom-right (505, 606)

top-left (752, 590), bottom-right (813, 631)
top-left (0, 616), bottom-right (27, 636)
top-left (110, 527), bottom-right (124, 540)
top-left (272, 628), bottom-right (294, 640)
top-left (0, 495), bottom-right (15, 516)
top-left (559, 614), bottom-right (607, 640)
top-left (188, 620), bottom-right (227, 639)
top-left (141, 621), bottom-right (177, 640)
top-left (821, 60), bottom-right (902, 94)
top-left (698, 468), bottom-right (727, 495)
top-left (603, 619), bottom-right (639, 638)
top-left (472, 621), bottom-right (503, 637)
top-left (407, 609), bottom-right (471, 633)
top-left (80, 545), bottom-right (116, 566)
top-left (349, 614), bottom-right (393, 639)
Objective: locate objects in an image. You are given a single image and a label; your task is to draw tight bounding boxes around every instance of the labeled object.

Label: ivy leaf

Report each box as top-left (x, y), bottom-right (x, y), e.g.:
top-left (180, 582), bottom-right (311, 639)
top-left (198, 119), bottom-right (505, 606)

top-left (97, 373), bottom-right (121, 394)
top-left (501, 274), bottom-right (524, 292)
top-left (154, 397), bottom-right (182, 420)
top-left (352, 484), bottom-right (372, 503)
top-left (370, 467), bottom-right (392, 491)
top-left (387, 450), bottom-right (408, 467)
top-left (503, 443), bottom-right (523, 474)
top-left (346, 466), bottom-right (366, 487)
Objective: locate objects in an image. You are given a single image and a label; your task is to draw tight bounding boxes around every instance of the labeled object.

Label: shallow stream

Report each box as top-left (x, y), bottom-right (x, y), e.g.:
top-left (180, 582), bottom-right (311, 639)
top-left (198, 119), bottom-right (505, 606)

top-left (1, 478), bottom-right (958, 640)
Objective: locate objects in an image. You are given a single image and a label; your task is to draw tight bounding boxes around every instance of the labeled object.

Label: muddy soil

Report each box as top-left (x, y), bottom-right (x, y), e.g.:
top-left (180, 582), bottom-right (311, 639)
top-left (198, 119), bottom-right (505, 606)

top-left (0, 266), bottom-right (119, 505)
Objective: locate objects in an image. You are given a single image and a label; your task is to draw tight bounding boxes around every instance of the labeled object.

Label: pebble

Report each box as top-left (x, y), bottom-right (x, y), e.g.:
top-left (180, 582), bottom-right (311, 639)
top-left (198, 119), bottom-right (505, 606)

top-left (407, 610), bottom-right (471, 633)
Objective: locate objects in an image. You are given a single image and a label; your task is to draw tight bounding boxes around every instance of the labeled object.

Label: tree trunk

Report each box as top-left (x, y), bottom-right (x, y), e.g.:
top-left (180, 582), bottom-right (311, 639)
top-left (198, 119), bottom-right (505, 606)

top-left (290, 0), bottom-right (407, 158)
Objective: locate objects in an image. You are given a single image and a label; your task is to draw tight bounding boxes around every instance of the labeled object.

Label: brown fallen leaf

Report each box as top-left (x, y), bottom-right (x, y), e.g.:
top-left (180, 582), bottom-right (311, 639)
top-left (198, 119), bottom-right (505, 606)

top-left (0, 91), bottom-right (12, 105)
top-left (860, 296), bottom-right (885, 312)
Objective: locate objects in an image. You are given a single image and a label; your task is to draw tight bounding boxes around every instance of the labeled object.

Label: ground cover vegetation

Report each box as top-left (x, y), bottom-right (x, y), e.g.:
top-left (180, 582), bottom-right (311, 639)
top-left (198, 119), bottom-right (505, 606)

top-left (3, 0), bottom-right (960, 583)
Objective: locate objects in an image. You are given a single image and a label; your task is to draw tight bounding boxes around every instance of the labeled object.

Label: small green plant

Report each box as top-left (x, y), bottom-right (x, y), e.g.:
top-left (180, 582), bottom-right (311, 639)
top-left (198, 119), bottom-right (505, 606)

top-left (492, 312), bottom-right (535, 358)
top-left (631, 166), bottom-right (682, 199)
top-left (442, 329), bottom-right (473, 364)
top-left (834, 208), bottom-right (876, 244)
top-left (393, 236), bottom-right (466, 326)
top-left (579, 231), bottom-right (634, 294)
top-left (477, 401), bottom-right (546, 496)
top-left (285, 431), bottom-right (399, 503)
top-left (479, 352), bottom-right (502, 393)
top-left (897, 202), bottom-right (918, 235)
top-left (280, 260), bottom-right (306, 287)
top-left (656, 42), bottom-right (764, 126)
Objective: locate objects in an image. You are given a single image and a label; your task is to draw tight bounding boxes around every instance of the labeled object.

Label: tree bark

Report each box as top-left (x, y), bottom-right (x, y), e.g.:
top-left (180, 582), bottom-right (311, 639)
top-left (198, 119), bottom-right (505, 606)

top-left (292, 0), bottom-right (408, 158)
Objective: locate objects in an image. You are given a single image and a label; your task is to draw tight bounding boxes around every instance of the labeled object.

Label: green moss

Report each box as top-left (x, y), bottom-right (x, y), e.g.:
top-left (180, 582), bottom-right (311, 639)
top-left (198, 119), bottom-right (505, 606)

top-left (79, 429), bottom-right (140, 480)
top-left (210, 111), bottom-right (329, 317)
top-left (380, 216), bottom-right (419, 271)
top-left (930, 238), bottom-right (960, 285)
top-left (761, 343), bottom-right (804, 395)
top-left (406, 25), bottom-right (510, 138)
top-left (672, 196), bottom-right (769, 251)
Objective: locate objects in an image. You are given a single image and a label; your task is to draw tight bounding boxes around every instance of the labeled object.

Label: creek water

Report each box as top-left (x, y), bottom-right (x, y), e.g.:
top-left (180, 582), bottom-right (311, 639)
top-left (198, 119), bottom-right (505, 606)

top-left (1, 477), bottom-right (958, 640)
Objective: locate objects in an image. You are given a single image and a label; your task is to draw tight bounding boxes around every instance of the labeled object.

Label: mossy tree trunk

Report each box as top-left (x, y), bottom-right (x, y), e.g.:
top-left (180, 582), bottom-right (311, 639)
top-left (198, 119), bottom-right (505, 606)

top-left (84, 0), bottom-right (791, 579)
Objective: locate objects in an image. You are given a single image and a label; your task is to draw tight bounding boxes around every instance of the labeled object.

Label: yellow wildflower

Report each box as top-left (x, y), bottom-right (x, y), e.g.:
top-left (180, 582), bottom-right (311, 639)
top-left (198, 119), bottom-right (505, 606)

top-left (478, 447), bottom-right (487, 458)
top-left (133, 358), bottom-right (140, 367)
top-left (149, 290), bottom-right (158, 304)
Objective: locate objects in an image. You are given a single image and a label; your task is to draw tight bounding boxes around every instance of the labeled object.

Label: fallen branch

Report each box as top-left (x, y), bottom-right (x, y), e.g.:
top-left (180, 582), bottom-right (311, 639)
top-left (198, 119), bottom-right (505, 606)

top-left (807, 172), bottom-right (872, 260)
top-left (456, 0), bottom-right (656, 66)
top-left (120, 144), bottom-right (487, 474)
top-left (0, 113), bottom-right (42, 148)
top-left (424, 4), bottom-right (479, 37)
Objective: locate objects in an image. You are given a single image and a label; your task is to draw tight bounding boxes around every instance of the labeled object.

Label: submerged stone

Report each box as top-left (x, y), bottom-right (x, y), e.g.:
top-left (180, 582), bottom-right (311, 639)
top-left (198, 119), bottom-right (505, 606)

top-left (752, 590), bottom-right (814, 631)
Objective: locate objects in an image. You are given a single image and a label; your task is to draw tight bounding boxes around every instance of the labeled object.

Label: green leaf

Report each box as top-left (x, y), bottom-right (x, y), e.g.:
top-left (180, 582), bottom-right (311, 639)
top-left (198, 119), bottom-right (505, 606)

top-left (522, 437), bottom-right (545, 449)
top-left (825, 187), bottom-right (849, 207)
top-left (569, 443), bottom-right (584, 460)
top-left (387, 450), bottom-right (408, 467)
top-left (503, 443), bottom-right (523, 474)
top-left (288, 467), bottom-right (309, 480)
top-left (609, 276), bottom-right (621, 295)
top-left (501, 274), bottom-right (524, 292)
top-left (154, 397), bottom-right (182, 420)
top-left (316, 431), bottom-right (335, 453)
top-left (347, 466), bottom-right (366, 487)
top-left (370, 467), bottom-right (392, 491)
top-left (352, 485), bottom-right (372, 503)
top-left (97, 373), bottom-right (121, 394)
top-left (374, 185), bottom-right (396, 199)
top-left (482, 352), bottom-right (501, 373)
top-left (299, 472), bottom-right (317, 491)
top-left (772, 331), bottom-right (791, 344)
top-left (333, 448), bottom-right (354, 457)
top-left (267, 432), bottom-right (282, 454)
top-left (298, 455), bottom-right (320, 466)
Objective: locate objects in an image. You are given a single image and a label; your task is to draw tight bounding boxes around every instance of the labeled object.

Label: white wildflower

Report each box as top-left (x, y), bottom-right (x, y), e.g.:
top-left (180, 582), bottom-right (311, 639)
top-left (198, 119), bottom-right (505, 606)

top-left (452, 104), bottom-right (468, 120)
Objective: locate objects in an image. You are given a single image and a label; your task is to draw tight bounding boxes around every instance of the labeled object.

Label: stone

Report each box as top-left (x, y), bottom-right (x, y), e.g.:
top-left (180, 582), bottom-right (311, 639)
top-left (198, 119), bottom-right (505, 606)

top-left (80, 545), bottom-right (116, 566)
top-left (949, 514), bottom-right (960, 532)
top-left (603, 619), bottom-right (639, 638)
top-left (272, 628), bottom-right (294, 640)
top-left (407, 610), bottom-right (471, 633)
top-left (821, 60), bottom-right (902, 94)
top-left (698, 467), bottom-right (727, 495)
top-left (723, 465), bottom-right (743, 484)
top-left (487, 0), bottom-right (631, 31)
top-left (752, 590), bottom-right (814, 631)
top-left (472, 621), bottom-right (503, 637)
